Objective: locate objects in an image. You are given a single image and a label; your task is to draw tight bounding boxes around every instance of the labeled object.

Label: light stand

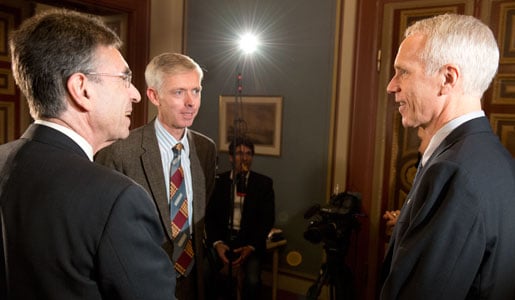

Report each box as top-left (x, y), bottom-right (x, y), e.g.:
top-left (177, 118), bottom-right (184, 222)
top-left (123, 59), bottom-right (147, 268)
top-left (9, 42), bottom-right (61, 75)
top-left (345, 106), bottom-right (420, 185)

top-left (225, 66), bottom-right (247, 300)
top-left (224, 32), bottom-right (259, 300)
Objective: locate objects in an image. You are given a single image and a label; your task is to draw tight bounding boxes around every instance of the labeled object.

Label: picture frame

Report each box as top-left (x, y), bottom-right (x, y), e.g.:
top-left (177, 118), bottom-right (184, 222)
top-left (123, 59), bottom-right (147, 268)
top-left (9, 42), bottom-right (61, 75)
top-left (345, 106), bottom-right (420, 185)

top-left (219, 95), bottom-right (283, 156)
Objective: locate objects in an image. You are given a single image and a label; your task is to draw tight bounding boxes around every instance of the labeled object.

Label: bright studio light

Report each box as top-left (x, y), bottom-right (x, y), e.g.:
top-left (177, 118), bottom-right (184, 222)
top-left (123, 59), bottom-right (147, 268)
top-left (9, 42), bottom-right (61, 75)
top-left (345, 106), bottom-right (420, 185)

top-left (238, 33), bottom-right (259, 54)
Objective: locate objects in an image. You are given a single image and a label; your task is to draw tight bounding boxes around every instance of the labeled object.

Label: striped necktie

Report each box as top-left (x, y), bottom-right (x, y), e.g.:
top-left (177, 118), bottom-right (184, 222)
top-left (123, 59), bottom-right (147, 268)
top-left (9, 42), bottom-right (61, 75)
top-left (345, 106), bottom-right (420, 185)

top-left (169, 143), bottom-right (194, 276)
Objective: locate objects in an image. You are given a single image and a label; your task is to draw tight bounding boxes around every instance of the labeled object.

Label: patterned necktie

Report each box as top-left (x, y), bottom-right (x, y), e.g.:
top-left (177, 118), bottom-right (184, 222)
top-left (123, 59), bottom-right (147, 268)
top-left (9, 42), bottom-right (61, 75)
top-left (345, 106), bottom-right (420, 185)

top-left (169, 143), bottom-right (194, 276)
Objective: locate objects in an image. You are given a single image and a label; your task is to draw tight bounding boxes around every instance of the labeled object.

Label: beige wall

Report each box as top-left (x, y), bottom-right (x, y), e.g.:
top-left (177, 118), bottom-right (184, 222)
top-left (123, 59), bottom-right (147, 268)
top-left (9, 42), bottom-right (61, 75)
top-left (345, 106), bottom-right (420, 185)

top-left (330, 0), bottom-right (357, 196)
top-left (147, 0), bottom-right (185, 119)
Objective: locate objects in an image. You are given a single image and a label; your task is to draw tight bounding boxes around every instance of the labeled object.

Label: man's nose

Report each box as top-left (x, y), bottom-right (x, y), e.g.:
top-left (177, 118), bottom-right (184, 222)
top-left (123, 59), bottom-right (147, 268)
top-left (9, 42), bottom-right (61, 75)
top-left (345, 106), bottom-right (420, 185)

top-left (130, 84), bottom-right (141, 103)
top-left (386, 79), bottom-right (400, 94)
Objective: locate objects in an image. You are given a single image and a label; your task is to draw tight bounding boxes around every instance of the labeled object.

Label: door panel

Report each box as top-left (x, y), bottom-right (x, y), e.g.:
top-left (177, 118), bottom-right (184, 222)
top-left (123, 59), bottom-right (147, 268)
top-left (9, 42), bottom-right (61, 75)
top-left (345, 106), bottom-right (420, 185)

top-left (485, 1), bottom-right (515, 156)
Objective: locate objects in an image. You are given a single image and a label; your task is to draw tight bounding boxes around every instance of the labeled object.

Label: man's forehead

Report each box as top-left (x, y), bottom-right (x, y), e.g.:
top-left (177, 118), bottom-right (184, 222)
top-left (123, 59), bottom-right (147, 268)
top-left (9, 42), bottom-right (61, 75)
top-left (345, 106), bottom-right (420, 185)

top-left (395, 35), bottom-right (425, 65)
top-left (399, 34), bottom-right (425, 56)
top-left (162, 71), bottom-right (201, 87)
top-left (94, 46), bottom-right (129, 71)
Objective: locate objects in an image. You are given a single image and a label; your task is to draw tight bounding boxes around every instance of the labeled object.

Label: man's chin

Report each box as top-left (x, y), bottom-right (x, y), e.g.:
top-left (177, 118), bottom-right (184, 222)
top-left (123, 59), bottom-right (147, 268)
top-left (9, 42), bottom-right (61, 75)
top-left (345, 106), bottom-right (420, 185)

top-left (401, 117), bottom-right (414, 128)
top-left (182, 120), bottom-right (195, 127)
top-left (116, 129), bottom-right (130, 140)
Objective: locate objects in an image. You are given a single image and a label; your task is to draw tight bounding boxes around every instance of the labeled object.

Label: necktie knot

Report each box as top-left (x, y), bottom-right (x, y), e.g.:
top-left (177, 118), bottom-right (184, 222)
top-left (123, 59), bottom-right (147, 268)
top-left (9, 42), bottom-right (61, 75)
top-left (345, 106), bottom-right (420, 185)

top-left (173, 143), bottom-right (183, 156)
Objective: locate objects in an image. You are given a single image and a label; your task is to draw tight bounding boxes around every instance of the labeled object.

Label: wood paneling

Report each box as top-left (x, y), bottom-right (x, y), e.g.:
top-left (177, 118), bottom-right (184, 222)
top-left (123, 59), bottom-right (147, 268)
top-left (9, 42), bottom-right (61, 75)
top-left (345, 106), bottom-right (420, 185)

top-left (0, 0), bottom-right (150, 145)
top-left (0, 5), bottom-right (21, 143)
top-left (485, 1), bottom-right (515, 156)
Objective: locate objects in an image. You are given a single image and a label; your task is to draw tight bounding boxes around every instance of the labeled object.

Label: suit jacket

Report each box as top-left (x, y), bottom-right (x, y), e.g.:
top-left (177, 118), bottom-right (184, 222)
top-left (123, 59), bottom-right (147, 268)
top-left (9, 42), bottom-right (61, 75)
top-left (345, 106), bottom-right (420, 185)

top-left (0, 124), bottom-right (175, 300)
top-left (381, 117), bottom-right (515, 299)
top-left (205, 170), bottom-right (275, 256)
top-left (95, 119), bottom-right (216, 300)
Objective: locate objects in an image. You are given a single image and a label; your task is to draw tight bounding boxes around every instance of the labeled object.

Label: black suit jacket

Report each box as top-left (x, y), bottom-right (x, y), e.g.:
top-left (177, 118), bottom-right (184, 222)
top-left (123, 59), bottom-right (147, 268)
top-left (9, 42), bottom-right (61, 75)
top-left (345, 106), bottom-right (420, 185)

top-left (205, 171), bottom-right (275, 256)
top-left (381, 117), bottom-right (515, 299)
top-left (95, 119), bottom-right (216, 300)
top-left (0, 124), bottom-right (175, 300)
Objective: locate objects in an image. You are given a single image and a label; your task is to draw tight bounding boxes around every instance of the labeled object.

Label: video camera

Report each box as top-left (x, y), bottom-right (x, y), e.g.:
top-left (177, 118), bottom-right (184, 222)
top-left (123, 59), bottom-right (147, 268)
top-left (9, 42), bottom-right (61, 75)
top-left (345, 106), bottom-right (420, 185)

top-left (303, 191), bottom-right (361, 246)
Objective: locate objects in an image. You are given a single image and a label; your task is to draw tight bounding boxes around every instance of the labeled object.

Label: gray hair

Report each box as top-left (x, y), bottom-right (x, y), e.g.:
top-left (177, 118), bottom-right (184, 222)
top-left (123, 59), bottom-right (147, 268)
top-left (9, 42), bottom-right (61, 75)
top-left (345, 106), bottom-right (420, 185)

top-left (145, 52), bottom-right (203, 92)
top-left (9, 8), bottom-right (121, 119)
top-left (405, 14), bottom-right (499, 97)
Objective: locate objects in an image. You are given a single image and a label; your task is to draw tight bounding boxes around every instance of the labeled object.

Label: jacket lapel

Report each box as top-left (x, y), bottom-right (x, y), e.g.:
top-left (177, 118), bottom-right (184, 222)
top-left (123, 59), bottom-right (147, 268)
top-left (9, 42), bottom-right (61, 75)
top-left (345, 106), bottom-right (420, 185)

top-left (141, 121), bottom-right (173, 239)
top-left (188, 130), bottom-right (206, 223)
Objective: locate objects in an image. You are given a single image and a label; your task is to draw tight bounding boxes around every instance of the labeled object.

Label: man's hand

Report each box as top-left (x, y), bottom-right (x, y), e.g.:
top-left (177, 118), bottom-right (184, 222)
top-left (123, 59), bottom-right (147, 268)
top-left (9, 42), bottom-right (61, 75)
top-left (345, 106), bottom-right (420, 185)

top-left (214, 242), bottom-right (231, 264)
top-left (232, 245), bottom-right (254, 265)
top-left (383, 210), bottom-right (400, 235)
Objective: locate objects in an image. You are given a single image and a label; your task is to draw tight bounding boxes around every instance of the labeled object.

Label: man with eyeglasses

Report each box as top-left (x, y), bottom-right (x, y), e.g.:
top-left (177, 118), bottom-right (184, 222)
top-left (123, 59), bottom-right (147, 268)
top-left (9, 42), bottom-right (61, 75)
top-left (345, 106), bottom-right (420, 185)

top-left (204, 136), bottom-right (275, 300)
top-left (1, 8), bottom-right (176, 300)
top-left (96, 52), bottom-right (217, 300)
top-left (85, 72), bottom-right (133, 88)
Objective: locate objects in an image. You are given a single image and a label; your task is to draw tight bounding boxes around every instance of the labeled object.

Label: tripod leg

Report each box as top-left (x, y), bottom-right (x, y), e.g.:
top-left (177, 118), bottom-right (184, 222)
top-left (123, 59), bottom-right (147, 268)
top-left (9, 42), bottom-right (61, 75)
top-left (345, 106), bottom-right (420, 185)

top-left (306, 263), bottom-right (328, 300)
top-left (329, 263), bottom-right (355, 300)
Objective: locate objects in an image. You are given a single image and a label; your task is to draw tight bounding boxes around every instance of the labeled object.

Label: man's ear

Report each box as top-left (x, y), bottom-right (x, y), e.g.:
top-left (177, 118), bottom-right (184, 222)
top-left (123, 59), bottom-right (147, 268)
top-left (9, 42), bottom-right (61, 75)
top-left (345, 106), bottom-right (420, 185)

top-left (440, 64), bottom-right (459, 95)
top-left (147, 88), bottom-right (160, 106)
top-left (67, 72), bottom-right (93, 111)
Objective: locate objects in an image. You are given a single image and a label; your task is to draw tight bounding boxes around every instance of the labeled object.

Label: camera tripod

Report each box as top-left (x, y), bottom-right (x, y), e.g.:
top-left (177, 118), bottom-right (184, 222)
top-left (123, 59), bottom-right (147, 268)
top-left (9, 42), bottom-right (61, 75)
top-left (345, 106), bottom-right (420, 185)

top-left (306, 241), bottom-right (355, 300)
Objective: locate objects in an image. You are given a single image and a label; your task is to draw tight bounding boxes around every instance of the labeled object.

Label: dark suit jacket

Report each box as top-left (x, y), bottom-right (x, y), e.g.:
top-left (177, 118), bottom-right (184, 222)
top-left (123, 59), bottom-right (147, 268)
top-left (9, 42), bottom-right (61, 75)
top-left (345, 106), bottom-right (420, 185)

top-left (95, 119), bottom-right (216, 300)
top-left (0, 124), bottom-right (175, 300)
top-left (205, 171), bottom-right (275, 256)
top-left (381, 117), bottom-right (515, 299)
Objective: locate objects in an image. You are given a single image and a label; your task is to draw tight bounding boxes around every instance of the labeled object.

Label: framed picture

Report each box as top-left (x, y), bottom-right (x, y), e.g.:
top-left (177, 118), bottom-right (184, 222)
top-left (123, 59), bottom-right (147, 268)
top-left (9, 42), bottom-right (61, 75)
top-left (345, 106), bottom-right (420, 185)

top-left (219, 95), bottom-right (283, 156)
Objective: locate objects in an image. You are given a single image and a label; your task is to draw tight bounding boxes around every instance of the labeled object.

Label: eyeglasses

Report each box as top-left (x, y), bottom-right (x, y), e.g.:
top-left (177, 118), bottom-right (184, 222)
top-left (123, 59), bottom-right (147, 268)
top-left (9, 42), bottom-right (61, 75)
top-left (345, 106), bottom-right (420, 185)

top-left (85, 72), bottom-right (132, 88)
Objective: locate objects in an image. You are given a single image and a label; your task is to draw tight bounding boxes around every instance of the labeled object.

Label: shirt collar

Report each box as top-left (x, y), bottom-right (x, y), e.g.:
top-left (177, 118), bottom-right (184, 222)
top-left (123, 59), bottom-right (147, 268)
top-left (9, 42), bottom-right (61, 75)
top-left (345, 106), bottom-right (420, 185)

top-left (154, 118), bottom-right (190, 154)
top-left (421, 110), bottom-right (485, 166)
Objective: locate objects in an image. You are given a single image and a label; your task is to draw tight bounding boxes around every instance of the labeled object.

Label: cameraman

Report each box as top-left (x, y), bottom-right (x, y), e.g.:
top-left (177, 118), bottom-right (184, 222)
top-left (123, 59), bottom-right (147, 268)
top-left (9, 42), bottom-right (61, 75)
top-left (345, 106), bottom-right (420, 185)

top-left (205, 137), bottom-right (275, 300)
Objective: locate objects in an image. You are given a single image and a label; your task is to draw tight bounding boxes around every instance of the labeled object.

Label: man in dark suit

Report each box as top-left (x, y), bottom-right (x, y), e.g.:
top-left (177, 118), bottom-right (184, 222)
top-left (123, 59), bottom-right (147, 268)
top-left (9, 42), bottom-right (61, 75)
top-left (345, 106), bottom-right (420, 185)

top-left (205, 137), bottom-right (275, 300)
top-left (381, 14), bottom-right (515, 299)
top-left (0, 9), bottom-right (175, 300)
top-left (95, 53), bottom-right (216, 300)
